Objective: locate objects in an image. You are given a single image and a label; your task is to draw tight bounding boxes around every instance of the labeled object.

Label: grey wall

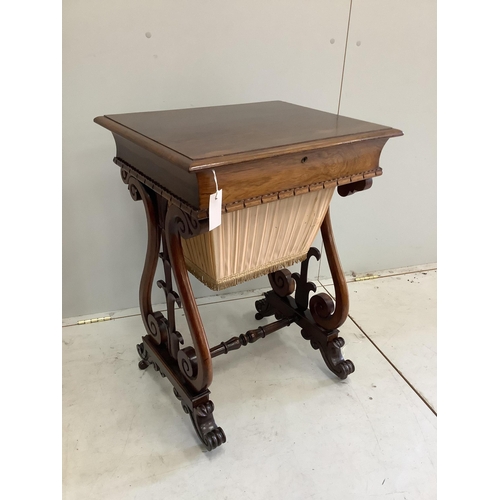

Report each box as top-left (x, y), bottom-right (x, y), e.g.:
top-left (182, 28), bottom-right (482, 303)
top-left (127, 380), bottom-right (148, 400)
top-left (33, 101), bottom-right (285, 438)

top-left (62, 0), bottom-right (436, 318)
top-left (320, 0), bottom-right (437, 277)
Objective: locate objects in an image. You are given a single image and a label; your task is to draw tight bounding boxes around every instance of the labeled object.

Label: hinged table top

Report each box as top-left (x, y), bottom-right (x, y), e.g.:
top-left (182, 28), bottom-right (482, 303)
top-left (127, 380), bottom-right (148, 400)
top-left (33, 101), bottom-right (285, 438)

top-left (95, 101), bottom-right (402, 172)
top-left (95, 101), bottom-right (403, 214)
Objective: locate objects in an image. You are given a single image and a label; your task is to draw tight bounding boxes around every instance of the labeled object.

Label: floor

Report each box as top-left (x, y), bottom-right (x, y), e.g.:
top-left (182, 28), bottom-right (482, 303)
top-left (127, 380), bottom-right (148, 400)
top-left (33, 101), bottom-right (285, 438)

top-left (62, 265), bottom-right (436, 500)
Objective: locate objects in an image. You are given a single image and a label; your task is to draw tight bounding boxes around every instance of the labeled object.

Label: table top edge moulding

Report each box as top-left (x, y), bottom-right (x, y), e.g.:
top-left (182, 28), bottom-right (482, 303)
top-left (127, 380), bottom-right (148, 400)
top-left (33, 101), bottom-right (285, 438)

top-left (95, 101), bottom-right (403, 168)
top-left (94, 101), bottom-right (403, 214)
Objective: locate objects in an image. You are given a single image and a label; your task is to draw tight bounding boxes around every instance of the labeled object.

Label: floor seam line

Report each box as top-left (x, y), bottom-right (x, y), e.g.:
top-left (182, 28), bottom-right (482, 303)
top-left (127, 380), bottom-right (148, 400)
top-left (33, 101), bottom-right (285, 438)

top-left (349, 314), bottom-right (437, 416)
top-left (319, 280), bottom-right (436, 416)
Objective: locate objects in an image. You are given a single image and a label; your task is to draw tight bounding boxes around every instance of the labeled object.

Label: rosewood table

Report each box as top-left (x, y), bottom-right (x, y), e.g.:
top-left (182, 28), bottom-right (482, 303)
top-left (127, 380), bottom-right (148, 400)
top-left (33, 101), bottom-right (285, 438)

top-left (94, 101), bottom-right (402, 451)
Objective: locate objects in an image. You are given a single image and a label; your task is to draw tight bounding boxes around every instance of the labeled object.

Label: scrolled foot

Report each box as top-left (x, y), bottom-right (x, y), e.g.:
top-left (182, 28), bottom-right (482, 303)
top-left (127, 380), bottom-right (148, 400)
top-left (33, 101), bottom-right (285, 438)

top-left (254, 295), bottom-right (277, 320)
top-left (332, 359), bottom-right (355, 380)
top-left (190, 400), bottom-right (227, 451)
top-left (173, 389), bottom-right (226, 451)
top-left (137, 342), bottom-right (150, 370)
top-left (301, 330), bottom-right (355, 380)
top-left (204, 427), bottom-right (227, 451)
top-left (319, 336), bottom-right (355, 380)
top-left (138, 360), bottom-right (149, 370)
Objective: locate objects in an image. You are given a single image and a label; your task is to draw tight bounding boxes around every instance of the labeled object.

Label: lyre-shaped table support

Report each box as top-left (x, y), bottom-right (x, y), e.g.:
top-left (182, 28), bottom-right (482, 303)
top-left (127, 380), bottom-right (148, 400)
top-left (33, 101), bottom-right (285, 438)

top-left (122, 166), bottom-right (368, 451)
top-left (122, 168), bottom-right (224, 450)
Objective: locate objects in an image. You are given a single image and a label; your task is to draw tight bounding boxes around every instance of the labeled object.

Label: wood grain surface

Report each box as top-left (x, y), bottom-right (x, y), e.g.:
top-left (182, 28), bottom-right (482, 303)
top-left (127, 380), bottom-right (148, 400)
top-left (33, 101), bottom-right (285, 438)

top-left (95, 101), bottom-right (403, 212)
top-left (95, 101), bottom-right (402, 170)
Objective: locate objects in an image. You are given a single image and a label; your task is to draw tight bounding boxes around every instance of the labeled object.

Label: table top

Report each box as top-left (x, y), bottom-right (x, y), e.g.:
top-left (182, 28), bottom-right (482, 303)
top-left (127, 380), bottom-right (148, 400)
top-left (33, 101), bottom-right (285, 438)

top-left (95, 101), bottom-right (402, 172)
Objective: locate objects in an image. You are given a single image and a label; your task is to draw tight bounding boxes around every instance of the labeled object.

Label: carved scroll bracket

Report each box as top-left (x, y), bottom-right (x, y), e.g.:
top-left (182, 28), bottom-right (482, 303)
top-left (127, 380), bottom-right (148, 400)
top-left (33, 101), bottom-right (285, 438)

top-left (292, 247), bottom-right (321, 310)
top-left (269, 269), bottom-right (295, 298)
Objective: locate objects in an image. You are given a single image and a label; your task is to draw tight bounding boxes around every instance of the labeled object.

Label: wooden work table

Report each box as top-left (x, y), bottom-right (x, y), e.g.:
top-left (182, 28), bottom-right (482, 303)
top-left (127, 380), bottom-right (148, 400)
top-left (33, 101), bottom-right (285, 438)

top-left (95, 101), bottom-right (402, 451)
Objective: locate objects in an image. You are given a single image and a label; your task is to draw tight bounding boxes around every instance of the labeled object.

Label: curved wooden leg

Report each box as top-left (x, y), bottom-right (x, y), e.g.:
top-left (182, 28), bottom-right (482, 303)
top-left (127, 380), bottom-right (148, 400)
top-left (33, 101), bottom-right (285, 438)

top-left (122, 169), bottom-right (224, 451)
top-left (165, 205), bottom-right (213, 393)
top-left (164, 205), bottom-right (225, 449)
top-left (174, 389), bottom-right (226, 451)
top-left (310, 207), bottom-right (349, 331)
top-left (122, 170), bottom-right (168, 345)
